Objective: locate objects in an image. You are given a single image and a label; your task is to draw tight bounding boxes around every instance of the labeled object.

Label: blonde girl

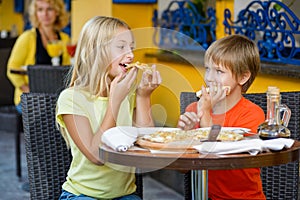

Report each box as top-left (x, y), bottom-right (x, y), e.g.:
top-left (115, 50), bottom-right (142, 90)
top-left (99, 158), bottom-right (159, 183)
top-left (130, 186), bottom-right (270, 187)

top-left (56, 16), bottom-right (161, 200)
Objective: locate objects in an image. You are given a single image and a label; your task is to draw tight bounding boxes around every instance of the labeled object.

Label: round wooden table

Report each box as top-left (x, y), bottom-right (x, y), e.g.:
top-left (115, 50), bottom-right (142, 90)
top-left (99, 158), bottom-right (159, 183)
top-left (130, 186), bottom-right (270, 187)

top-left (99, 141), bottom-right (300, 200)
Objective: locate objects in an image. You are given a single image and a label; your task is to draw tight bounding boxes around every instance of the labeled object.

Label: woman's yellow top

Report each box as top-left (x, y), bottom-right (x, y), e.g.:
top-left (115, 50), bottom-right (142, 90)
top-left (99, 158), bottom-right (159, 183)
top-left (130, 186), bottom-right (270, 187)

top-left (7, 28), bottom-right (70, 105)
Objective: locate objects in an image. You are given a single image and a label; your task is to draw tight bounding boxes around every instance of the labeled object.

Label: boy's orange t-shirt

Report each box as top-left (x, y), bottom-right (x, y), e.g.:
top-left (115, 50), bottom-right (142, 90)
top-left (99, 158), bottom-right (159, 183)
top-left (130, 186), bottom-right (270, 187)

top-left (186, 97), bottom-right (266, 200)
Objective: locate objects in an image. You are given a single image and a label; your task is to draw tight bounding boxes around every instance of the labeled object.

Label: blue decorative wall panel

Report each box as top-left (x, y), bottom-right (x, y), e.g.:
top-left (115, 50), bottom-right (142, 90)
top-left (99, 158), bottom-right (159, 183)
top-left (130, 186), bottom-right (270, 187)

top-left (224, 0), bottom-right (300, 66)
top-left (152, 0), bottom-right (216, 51)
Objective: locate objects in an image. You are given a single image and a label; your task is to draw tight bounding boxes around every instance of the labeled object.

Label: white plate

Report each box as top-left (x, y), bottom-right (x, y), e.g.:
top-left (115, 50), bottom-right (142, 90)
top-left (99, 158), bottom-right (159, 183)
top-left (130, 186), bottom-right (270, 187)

top-left (137, 127), bottom-right (251, 136)
top-left (196, 127), bottom-right (251, 134)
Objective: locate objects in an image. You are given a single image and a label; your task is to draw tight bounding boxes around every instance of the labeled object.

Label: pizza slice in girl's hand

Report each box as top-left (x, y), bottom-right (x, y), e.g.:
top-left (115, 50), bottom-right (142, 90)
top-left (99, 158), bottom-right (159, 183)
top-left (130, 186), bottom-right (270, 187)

top-left (120, 61), bottom-right (153, 74)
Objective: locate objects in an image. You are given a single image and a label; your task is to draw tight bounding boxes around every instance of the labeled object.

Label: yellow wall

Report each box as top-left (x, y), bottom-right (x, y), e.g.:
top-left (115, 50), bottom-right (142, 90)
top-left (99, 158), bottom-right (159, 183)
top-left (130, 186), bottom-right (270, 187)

top-left (71, 0), bottom-right (112, 43)
top-left (112, 3), bottom-right (156, 29)
top-left (0, 0), bottom-right (23, 34)
top-left (216, 0), bottom-right (234, 39)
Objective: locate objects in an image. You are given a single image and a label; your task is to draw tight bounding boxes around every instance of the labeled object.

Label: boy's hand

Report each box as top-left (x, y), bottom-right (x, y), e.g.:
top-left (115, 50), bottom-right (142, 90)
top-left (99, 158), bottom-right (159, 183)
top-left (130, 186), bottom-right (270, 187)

top-left (198, 83), bottom-right (227, 112)
top-left (136, 64), bottom-right (162, 97)
top-left (196, 83), bottom-right (227, 127)
top-left (177, 112), bottom-right (199, 130)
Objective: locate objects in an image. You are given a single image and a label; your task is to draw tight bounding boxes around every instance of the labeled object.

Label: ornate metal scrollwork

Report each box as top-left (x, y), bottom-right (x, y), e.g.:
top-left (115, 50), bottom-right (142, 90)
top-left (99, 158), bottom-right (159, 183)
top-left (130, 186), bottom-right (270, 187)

top-left (224, 0), bottom-right (300, 65)
top-left (152, 0), bottom-right (216, 51)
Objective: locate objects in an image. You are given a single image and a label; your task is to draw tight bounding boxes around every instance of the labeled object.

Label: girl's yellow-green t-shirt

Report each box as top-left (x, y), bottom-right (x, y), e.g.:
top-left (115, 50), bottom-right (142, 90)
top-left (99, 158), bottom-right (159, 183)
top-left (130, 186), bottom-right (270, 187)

top-left (56, 88), bottom-right (136, 199)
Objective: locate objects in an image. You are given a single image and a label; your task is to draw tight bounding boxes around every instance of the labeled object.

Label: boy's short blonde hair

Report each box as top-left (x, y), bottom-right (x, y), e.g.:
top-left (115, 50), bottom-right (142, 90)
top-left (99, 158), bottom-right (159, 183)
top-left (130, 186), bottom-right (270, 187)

top-left (204, 34), bottom-right (260, 93)
top-left (28, 0), bottom-right (69, 30)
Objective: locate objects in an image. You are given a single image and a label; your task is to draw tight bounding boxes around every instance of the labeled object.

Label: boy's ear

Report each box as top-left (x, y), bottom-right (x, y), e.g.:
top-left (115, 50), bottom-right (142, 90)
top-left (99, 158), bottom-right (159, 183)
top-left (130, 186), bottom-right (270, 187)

top-left (238, 71), bottom-right (251, 85)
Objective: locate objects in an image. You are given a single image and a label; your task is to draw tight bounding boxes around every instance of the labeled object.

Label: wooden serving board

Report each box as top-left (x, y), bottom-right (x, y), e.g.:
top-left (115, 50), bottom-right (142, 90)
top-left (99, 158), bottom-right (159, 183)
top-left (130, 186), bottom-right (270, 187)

top-left (135, 138), bottom-right (202, 151)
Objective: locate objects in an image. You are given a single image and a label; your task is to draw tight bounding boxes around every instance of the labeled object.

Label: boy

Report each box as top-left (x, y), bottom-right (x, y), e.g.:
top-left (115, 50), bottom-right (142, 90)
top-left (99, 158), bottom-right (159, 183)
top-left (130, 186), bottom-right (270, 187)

top-left (177, 35), bottom-right (266, 199)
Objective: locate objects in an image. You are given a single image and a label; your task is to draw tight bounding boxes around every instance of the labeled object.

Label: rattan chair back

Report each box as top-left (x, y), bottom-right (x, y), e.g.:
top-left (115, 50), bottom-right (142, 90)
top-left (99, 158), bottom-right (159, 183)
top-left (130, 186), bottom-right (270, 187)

top-left (21, 93), bottom-right (71, 199)
top-left (27, 65), bottom-right (71, 93)
top-left (180, 91), bottom-right (300, 200)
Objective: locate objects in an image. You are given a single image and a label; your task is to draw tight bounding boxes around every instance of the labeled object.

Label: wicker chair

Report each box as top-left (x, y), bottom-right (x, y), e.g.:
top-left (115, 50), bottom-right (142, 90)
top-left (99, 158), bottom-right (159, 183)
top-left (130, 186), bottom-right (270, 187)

top-left (0, 48), bottom-right (23, 179)
top-left (244, 92), bottom-right (299, 200)
top-left (21, 93), bottom-right (143, 199)
top-left (21, 93), bottom-right (71, 199)
top-left (180, 91), bottom-right (300, 200)
top-left (27, 65), bottom-right (71, 93)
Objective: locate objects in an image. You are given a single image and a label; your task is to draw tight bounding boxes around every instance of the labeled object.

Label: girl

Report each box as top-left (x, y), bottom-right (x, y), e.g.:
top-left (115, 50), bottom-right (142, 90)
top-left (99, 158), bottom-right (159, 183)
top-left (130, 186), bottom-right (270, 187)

top-left (56, 16), bottom-right (161, 199)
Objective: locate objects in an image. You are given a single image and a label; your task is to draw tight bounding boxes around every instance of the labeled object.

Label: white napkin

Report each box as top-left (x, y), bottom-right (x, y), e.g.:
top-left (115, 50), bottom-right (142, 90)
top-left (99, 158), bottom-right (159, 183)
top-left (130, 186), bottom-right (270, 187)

top-left (262, 138), bottom-right (294, 151)
top-left (101, 126), bottom-right (138, 152)
top-left (194, 138), bottom-right (295, 155)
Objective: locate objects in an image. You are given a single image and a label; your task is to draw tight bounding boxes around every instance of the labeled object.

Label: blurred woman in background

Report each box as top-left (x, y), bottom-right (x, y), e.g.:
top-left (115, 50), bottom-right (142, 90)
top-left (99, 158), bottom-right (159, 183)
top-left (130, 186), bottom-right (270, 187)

top-left (7, 0), bottom-right (70, 113)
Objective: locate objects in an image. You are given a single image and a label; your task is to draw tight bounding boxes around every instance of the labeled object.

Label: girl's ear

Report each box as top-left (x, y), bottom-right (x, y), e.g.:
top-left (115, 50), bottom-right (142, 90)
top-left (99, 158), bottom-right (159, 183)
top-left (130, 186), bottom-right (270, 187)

top-left (238, 71), bottom-right (251, 85)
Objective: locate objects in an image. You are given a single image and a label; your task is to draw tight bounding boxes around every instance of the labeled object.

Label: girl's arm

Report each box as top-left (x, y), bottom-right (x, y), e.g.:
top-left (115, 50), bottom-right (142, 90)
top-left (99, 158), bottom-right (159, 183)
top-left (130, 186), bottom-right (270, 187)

top-left (134, 65), bottom-right (162, 127)
top-left (63, 114), bottom-right (104, 165)
top-left (62, 69), bottom-right (138, 165)
top-left (62, 97), bottom-right (123, 165)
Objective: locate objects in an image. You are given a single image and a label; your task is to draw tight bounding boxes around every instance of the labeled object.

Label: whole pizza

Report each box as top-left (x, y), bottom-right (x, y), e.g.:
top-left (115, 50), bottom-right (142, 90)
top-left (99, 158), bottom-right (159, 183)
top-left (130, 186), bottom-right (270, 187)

top-left (140, 128), bottom-right (243, 144)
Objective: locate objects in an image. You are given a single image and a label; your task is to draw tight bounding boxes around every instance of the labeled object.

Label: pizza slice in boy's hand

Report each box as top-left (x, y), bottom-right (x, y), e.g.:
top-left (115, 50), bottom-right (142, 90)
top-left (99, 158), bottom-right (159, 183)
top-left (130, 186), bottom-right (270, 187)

top-left (196, 86), bottom-right (231, 98)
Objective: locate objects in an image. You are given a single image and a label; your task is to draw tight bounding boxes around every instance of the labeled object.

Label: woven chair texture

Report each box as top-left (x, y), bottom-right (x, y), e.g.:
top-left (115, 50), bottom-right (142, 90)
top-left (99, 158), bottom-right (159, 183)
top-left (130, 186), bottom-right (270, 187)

top-left (180, 91), bottom-right (300, 200)
top-left (21, 93), bottom-right (71, 199)
top-left (27, 65), bottom-right (71, 93)
top-left (0, 48), bottom-right (22, 178)
top-left (244, 92), bottom-right (299, 200)
top-left (21, 92), bottom-right (143, 199)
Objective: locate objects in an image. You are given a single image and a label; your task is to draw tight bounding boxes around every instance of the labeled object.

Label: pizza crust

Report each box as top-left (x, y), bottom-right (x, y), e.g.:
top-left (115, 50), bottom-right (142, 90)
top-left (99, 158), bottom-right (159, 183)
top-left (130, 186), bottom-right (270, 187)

top-left (125, 61), bottom-right (152, 74)
top-left (196, 86), bottom-right (231, 98)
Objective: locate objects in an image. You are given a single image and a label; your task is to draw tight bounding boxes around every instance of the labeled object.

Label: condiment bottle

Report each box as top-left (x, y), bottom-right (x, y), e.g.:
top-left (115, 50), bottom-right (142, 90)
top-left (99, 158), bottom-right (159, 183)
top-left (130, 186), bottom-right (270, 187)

top-left (258, 86), bottom-right (291, 139)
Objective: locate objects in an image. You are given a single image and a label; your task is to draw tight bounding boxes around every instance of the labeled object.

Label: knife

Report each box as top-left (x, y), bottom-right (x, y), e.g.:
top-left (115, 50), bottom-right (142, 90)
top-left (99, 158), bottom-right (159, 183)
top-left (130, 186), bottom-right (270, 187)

top-left (206, 124), bottom-right (222, 142)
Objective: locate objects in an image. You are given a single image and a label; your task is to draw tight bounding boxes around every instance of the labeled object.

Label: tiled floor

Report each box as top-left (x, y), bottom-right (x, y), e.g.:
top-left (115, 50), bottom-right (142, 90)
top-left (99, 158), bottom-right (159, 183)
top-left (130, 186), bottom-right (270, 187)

top-left (0, 131), bottom-right (183, 200)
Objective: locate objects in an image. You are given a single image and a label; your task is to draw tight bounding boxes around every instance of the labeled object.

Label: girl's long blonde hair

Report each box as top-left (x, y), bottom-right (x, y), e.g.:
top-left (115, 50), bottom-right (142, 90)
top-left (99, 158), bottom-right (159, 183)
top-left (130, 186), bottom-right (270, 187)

top-left (69, 16), bottom-right (130, 97)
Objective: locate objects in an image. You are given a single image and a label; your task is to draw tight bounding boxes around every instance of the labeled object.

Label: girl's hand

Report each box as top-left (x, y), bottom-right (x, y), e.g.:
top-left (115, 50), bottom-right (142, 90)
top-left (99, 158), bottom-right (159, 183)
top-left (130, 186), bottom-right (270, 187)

top-left (177, 112), bottom-right (199, 130)
top-left (110, 67), bottom-right (138, 104)
top-left (136, 64), bottom-right (162, 97)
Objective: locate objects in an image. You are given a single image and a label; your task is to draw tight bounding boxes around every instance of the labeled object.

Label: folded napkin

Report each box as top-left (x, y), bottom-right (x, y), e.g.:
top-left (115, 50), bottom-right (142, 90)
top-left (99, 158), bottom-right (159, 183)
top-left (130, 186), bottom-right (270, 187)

top-left (194, 138), bottom-right (295, 155)
top-left (101, 126), bottom-right (138, 152)
top-left (262, 138), bottom-right (295, 151)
